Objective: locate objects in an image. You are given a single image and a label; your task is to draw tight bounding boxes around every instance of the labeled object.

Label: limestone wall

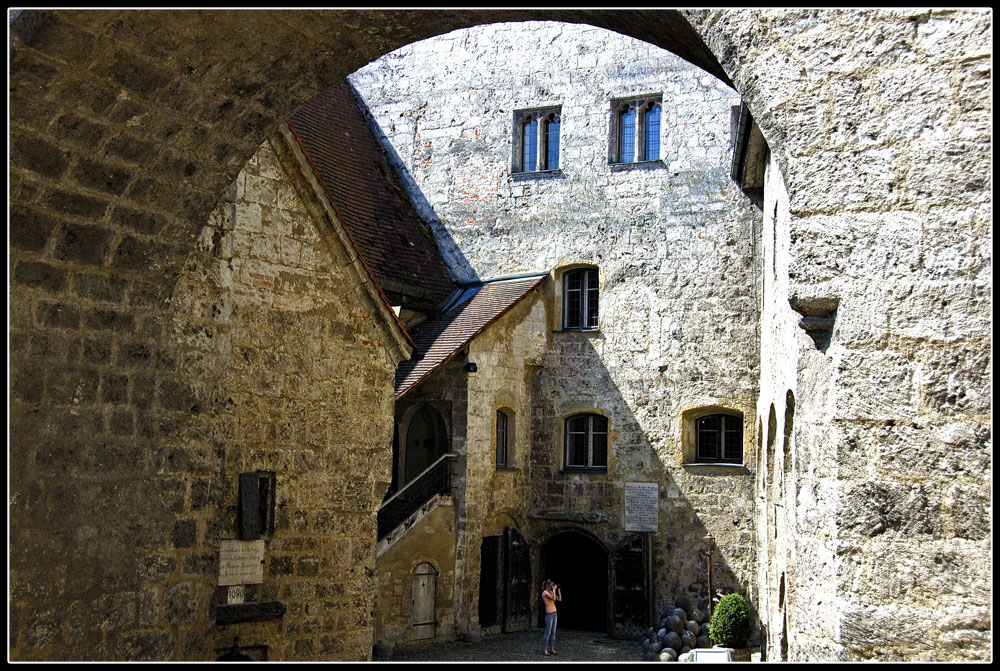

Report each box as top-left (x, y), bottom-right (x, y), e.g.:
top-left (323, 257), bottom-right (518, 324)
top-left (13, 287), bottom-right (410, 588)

top-left (375, 501), bottom-right (458, 647)
top-left (721, 9), bottom-right (994, 662)
top-left (9, 130), bottom-right (404, 661)
top-left (351, 22), bottom-right (763, 622)
top-left (461, 286), bottom-right (550, 633)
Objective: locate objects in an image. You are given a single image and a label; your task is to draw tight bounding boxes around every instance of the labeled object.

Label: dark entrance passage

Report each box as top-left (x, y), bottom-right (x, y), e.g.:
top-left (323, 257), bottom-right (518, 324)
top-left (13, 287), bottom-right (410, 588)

top-left (540, 531), bottom-right (608, 633)
top-left (479, 528), bottom-right (532, 632)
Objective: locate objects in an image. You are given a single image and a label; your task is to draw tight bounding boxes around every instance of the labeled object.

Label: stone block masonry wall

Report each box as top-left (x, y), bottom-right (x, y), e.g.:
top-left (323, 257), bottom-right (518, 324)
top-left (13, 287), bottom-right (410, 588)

top-left (460, 288), bottom-right (550, 633)
top-left (9, 8), bottom-right (991, 663)
top-left (686, 8), bottom-right (993, 662)
top-left (351, 22), bottom-right (762, 620)
top-left (9, 129), bottom-right (405, 660)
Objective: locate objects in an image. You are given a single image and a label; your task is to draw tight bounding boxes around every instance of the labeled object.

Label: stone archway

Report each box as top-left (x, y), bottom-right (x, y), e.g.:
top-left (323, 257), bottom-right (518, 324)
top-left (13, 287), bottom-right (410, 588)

top-left (8, 10), bottom-right (740, 662)
top-left (539, 530), bottom-right (609, 634)
top-left (9, 8), bottom-right (993, 663)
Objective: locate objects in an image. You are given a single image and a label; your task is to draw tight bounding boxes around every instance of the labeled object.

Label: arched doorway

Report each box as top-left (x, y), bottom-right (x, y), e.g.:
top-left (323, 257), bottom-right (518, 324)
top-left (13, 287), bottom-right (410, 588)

top-left (401, 404), bottom-right (449, 486)
top-left (539, 530), bottom-right (608, 633)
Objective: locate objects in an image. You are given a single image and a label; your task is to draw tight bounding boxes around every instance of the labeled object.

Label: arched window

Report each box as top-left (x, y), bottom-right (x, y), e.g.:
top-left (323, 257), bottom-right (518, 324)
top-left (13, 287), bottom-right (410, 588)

top-left (496, 409), bottom-right (514, 468)
top-left (696, 413), bottom-right (743, 464)
top-left (513, 107), bottom-right (561, 173)
top-left (564, 413), bottom-right (608, 471)
top-left (545, 112), bottom-right (560, 170)
top-left (563, 268), bottom-right (599, 330)
top-left (611, 95), bottom-right (663, 164)
top-left (619, 106), bottom-right (636, 163)
top-left (644, 101), bottom-right (661, 161)
top-left (522, 117), bottom-right (538, 172)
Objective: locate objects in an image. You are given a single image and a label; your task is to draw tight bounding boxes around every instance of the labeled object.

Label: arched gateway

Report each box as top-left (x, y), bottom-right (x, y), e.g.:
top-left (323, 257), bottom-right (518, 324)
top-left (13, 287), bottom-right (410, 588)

top-left (8, 8), bottom-right (992, 663)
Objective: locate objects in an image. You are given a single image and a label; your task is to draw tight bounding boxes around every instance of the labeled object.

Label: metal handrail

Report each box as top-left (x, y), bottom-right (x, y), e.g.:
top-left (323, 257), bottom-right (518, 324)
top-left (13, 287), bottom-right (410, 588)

top-left (377, 453), bottom-right (458, 540)
top-left (379, 452), bottom-right (457, 510)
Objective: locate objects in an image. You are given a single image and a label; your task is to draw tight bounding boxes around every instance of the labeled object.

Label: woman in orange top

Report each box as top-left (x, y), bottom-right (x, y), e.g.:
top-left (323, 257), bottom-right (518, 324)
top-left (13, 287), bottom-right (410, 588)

top-left (541, 579), bottom-right (562, 655)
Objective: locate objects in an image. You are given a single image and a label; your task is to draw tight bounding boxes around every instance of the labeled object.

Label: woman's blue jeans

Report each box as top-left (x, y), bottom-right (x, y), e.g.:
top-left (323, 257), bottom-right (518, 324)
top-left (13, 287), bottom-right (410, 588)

top-left (542, 611), bottom-right (558, 649)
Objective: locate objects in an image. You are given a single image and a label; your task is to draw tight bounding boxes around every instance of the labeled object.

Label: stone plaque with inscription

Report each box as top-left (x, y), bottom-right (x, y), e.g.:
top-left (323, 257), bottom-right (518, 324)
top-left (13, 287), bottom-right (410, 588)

top-left (624, 482), bottom-right (659, 532)
top-left (218, 539), bottom-right (265, 586)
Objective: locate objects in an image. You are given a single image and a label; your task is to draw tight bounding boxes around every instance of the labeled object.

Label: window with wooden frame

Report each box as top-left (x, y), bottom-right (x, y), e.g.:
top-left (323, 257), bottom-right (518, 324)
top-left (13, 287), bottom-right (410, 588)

top-left (695, 413), bottom-right (744, 464)
top-left (564, 413), bottom-right (608, 471)
top-left (610, 95), bottom-right (662, 164)
top-left (562, 267), bottom-right (599, 330)
top-left (496, 409), bottom-right (513, 468)
top-left (513, 107), bottom-right (561, 174)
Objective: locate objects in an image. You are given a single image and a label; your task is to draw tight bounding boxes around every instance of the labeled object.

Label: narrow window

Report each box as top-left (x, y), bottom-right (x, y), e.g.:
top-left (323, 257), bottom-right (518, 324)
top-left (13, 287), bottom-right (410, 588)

top-left (619, 106), bottom-right (636, 163)
top-left (563, 268), bottom-right (599, 330)
top-left (545, 114), bottom-right (560, 171)
top-left (523, 117), bottom-right (538, 173)
top-left (644, 102), bottom-right (661, 161)
top-left (696, 414), bottom-right (743, 464)
top-left (611, 95), bottom-right (663, 164)
top-left (513, 107), bottom-right (561, 174)
top-left (496, 410), bottom-right (509, 468)
top-left (564, 413), bottom-right (608, 471)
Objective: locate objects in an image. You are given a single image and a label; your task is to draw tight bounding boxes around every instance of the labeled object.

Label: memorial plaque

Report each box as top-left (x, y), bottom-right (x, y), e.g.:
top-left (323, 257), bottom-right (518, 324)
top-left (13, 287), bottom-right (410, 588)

top-left (218, 539), bottom-right (265, 586)
top-left (624, 482), bottom-right (659, 532)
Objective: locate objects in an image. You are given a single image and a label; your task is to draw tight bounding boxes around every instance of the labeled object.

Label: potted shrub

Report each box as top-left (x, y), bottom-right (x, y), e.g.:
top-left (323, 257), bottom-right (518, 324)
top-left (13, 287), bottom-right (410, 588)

top-left (708, 593), bottom-right (752, 658)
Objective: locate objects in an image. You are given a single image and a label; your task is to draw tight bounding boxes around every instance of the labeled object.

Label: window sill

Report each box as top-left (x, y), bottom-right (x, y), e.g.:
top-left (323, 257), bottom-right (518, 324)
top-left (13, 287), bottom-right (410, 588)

top-left (561, 467), bottom-right (608, 475)
top-left (681, 462), bottom-right (747, 470)
top-left (609, 159), bottom-right (664, 172)
top-left (512, 169), bottom-right (563, 181)
top-left (495, 466), bottom-right (518, 472)
top-left (554, 328), bottom-right (601, 335)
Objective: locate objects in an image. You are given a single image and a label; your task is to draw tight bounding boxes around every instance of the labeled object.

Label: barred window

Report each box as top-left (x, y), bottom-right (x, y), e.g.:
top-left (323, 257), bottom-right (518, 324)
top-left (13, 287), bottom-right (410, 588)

top-left (563, 268), bottom-right (599, 330)
top-left (513, 107), bottom-right (562, 174)
top-left (611, 95), bottom-right (663, 164)
top-left (564, 413), bottom-right (608, 471)
top-left (696, 414), bottom-right (743, 464)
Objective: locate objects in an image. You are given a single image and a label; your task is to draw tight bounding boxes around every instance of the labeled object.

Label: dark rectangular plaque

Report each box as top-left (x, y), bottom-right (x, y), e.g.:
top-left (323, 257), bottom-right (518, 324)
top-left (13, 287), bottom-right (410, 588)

top-left (216, 600), bottom-right (286, 625)
top-left (239, 472), bottom-right (260, 540)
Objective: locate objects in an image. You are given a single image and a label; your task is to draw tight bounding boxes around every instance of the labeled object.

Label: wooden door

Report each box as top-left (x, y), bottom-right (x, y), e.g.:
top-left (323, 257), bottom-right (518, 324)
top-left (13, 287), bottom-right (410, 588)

top-left (411, 562), bottom-right (437, 640)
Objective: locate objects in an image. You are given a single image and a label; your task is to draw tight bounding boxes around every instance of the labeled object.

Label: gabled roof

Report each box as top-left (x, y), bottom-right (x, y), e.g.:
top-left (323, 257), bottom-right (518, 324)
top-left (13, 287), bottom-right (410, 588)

top-left (395, 275), bottom-right (549, 398)
top-left (287, 81), bottom-right (457, 312)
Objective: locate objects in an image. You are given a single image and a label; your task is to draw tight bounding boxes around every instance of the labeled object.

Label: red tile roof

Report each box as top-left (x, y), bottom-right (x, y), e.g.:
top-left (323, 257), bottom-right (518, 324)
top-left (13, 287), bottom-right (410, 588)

top-left (288, 81), bottom-right (456, 312)
top-left (395, 275), bottom-right (548, 398)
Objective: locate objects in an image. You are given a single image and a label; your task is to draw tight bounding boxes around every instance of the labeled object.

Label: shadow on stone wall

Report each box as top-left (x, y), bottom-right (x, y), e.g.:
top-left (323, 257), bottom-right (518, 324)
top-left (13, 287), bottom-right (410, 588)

top-left (527, 331), bottom-right (758, 642)
top-left (349, 82), bottom-right (480, 286)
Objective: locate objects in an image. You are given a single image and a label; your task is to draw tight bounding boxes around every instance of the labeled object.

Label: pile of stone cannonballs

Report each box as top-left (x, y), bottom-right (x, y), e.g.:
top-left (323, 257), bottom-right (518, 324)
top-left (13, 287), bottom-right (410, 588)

top-left (639, 596), bottom-right (712, 662)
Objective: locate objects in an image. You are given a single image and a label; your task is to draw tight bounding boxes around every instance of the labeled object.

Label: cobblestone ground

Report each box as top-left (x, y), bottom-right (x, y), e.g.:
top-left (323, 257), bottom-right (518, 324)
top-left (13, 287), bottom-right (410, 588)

top-left (377, 628), bottom-right (641, 663)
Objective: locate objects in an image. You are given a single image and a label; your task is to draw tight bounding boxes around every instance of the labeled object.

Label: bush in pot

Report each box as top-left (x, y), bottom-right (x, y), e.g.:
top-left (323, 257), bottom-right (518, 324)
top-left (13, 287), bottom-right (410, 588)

top-left (708, 593), bottom-right (752, 648)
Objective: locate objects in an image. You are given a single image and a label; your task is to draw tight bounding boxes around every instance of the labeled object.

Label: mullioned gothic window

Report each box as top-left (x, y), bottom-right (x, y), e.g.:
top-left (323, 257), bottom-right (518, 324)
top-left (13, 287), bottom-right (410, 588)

top-left (513, 107), bottom-right (561, 174)
top-left (562, 268), bottom-right (599, 330)
top-left (610, 96), bottom-right (662, 164)
top-left (564, 413), bottom-right (608, 471)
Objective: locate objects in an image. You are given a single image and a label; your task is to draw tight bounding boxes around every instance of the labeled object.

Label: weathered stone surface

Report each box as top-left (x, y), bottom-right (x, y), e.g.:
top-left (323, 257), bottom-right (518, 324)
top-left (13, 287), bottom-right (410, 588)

top-left (352, 21), bottom-right (760, 626)
top-left (7, 8), bottom-right (991, 664)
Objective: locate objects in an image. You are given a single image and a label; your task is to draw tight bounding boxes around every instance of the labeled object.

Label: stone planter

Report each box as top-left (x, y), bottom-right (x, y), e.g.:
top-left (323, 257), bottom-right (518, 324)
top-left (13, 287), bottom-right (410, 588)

top-left (712, 646), bottom-right (751, 662)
